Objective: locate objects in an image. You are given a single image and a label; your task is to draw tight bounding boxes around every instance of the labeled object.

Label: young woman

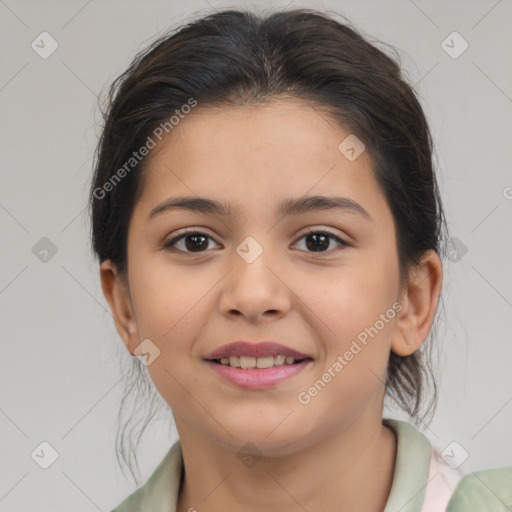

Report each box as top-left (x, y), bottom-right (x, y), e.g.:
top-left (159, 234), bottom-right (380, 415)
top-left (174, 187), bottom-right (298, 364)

top-left (88, 7), bottom-right (512, 512)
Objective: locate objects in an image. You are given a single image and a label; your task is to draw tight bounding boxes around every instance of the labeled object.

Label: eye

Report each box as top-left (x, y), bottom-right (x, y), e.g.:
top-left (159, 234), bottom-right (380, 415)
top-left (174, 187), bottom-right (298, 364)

top-left (163, 229), bottom-right (221, 254)
top-left (293, 229), bottom-right (350, 254)
top-left (163, 228), bottom-right (350, 255)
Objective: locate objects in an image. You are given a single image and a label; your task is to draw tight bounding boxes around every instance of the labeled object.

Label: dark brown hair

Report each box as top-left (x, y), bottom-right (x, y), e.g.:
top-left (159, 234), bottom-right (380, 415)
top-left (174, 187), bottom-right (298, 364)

top-left (88, 7), bottom-right (448, 483)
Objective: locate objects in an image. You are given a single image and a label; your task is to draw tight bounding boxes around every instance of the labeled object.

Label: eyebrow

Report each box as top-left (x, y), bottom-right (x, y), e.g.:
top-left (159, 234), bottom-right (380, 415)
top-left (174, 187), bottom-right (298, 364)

top-left (147, 195), bottom-right (373, 223)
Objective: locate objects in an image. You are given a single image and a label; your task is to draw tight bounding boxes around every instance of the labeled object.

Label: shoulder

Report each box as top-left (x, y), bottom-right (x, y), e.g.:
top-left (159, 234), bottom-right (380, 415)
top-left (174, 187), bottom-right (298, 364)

top-left (110, 440), bottom-right (183, 512)
top-left (383, 419), bottom-right (511, 512)
top-left (446, 466), bottom-right (512, 512)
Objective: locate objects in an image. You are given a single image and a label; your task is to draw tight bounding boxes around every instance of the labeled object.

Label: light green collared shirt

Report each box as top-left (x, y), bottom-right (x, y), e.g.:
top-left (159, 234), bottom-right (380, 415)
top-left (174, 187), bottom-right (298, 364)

top-left (111, 418), bottom-right (512, 512)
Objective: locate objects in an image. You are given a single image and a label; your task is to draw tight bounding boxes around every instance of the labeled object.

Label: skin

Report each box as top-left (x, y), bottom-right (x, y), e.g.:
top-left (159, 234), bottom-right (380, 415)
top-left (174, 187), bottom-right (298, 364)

top-left (100, 99), bottom-right (443, 512)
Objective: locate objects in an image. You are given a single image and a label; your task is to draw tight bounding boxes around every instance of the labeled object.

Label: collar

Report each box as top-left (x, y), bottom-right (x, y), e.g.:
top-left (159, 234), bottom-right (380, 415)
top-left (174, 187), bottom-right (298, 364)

top-left (382, 418), bottom-right (431, 512)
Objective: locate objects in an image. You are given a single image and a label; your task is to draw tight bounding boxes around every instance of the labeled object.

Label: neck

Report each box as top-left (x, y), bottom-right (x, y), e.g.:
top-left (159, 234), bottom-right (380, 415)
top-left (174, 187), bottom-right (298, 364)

top-left (175, 412), bottom-right (397, 512)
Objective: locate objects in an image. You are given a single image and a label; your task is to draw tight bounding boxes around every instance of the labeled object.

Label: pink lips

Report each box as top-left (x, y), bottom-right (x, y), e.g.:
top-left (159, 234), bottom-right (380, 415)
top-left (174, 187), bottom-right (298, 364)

top-left (205, 341), bottom-right (311, 360)
top-left (204, 341), bottom-right (313, 390)
top-left (205, 359), bottom-right (311, 389)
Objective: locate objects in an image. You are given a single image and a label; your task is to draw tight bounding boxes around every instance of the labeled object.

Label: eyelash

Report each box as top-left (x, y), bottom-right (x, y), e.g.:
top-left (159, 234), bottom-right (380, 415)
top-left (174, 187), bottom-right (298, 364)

top-left (163, 228), bottom-right (351, 255)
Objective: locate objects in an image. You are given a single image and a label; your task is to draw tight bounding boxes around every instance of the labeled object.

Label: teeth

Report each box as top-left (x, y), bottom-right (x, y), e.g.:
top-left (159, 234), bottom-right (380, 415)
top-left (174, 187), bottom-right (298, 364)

top-left (228, 356), bottom-right (240, 367)
top-left (256, 356), bottom-right (274, 369)
top-left (240, 356), bottom-right (256, 369)
top-left (218, 355), bottom-right (298, 368)
top-left (274, 354), bottom-right (285, 365)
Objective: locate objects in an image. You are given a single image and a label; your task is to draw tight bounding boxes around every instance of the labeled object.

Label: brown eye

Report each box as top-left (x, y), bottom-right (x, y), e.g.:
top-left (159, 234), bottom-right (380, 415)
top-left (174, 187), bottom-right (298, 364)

top-left (164, 231), bottom-right (221, 254)
top-left (294, 230), bottom-right (350, 253)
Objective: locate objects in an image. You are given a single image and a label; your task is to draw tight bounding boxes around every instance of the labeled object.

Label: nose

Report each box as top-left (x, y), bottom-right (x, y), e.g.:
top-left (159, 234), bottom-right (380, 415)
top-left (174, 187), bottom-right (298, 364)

top-left (218, 247), bottom-right (292, 323)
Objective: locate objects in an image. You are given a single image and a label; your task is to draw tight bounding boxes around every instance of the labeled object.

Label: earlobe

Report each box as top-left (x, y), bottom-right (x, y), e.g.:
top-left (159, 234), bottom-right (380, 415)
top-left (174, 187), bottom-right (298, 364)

top-left (391, 250), bottom-right (443, 357)
top-left (99, 259), bottom-right (139, 354)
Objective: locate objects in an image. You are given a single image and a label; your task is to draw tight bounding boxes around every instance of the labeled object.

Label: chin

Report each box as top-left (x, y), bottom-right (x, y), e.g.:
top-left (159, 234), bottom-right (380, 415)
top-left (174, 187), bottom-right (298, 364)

top-left (211, 421), bottom-right (310, 458)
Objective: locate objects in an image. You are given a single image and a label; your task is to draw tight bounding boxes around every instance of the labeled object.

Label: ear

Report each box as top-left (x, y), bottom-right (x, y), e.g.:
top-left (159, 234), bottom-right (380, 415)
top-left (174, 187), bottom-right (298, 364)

top-left (99, 259), bottom-right (140, 355)
top-left (391, 249), bottom-right (443, 356)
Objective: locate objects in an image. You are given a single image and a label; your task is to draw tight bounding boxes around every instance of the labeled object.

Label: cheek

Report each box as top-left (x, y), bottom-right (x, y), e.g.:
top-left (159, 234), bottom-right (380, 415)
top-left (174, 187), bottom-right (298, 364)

top-left (304, 261), bottom-right (398, 384)
top-left (131, 258), bottom-right (208, 339)
top-left (310, 266), bottom-right (398, 335)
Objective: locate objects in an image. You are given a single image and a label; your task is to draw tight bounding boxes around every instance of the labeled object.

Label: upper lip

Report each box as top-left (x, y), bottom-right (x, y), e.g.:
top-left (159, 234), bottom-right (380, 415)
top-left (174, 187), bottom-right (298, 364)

top-left (205, 341), bottom-right (312, 360)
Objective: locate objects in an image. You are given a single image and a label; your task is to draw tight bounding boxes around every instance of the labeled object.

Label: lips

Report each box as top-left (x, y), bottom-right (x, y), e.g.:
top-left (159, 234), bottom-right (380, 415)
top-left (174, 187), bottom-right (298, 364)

top-left (205, 358), bottom-right (311, 389)
top-left (205, 341), bottom-right (312, 361)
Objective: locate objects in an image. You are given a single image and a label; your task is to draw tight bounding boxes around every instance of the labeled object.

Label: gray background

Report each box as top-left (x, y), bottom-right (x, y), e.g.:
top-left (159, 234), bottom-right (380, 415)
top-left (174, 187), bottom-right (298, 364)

top-left (1, 0), bottom-right (511, 510)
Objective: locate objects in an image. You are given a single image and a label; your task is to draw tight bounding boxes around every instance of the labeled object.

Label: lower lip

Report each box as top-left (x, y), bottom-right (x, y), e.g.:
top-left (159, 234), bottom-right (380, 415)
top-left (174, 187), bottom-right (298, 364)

top-left (204, 359), bottom-right (312, 389)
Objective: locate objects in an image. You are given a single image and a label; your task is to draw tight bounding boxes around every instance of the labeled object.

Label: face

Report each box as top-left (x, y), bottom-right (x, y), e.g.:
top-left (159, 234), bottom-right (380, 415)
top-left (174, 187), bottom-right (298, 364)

top-left (106, 100), bottom-right (408, 456)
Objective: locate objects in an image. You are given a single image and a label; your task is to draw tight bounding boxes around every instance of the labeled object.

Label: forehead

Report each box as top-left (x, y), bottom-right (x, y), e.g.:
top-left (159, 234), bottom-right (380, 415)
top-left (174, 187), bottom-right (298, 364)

top-left (161, 99), bottom-right (349, 163)
top-left (134, 99), bottom-right (388, 223)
